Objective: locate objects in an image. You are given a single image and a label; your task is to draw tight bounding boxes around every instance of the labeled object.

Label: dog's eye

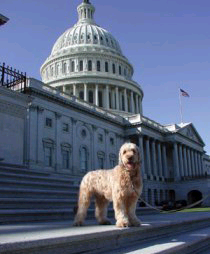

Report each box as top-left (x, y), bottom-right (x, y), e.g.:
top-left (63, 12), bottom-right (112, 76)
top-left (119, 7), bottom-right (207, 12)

top-left (131, 149), bottom-right (136, 154)
top-left (123, 150), bottom-right (126, 154)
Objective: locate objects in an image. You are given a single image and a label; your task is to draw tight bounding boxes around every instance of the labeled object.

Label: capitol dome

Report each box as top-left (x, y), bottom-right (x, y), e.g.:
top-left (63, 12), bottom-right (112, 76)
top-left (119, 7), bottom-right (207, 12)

top-left (40, 0), bottom-right (143, 115)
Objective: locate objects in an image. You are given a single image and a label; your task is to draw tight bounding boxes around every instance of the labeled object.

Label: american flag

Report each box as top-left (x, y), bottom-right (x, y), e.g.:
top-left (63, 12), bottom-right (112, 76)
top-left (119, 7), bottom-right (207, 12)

top-left (180, 88), bottom-right (190, 97)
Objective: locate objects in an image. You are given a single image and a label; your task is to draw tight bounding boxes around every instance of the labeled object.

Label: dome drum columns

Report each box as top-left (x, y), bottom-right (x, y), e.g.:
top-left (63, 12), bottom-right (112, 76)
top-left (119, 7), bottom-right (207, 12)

top-left (61, 83), bottom-right (142, 114)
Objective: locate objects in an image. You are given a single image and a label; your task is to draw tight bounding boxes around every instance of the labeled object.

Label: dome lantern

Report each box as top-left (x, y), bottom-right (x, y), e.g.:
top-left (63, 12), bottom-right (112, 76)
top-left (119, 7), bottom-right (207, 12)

top-left (77, 0), bottom-right (95, 25)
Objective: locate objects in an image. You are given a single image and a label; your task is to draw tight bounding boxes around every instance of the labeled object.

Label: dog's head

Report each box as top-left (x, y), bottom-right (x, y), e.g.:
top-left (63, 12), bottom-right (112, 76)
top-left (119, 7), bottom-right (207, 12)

top-left (118, 142), bottom-right (141, 171)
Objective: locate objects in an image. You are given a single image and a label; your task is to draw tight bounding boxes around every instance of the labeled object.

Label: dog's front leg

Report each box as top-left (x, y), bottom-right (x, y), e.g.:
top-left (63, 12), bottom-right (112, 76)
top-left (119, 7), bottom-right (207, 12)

top-left (113, 196), bottom-right (130, 227)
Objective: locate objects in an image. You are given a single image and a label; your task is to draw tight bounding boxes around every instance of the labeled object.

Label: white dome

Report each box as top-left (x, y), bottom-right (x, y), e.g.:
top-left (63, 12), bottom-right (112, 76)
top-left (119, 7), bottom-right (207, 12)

top-left (51, 23), bottom-right (122, 56)
top-left (40, 0), bottom-right (143, 116)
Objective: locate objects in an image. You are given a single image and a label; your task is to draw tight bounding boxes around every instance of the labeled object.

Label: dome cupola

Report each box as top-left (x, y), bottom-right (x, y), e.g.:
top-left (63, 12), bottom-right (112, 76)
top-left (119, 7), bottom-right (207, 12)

top-left (77, 0), bottom-right (96, 25)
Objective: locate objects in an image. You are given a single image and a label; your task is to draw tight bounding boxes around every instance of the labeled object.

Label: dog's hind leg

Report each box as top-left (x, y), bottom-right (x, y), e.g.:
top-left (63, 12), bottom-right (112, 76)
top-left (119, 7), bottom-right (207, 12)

top-left (95, 195), bottom-right (111, 225)
top-left (73, 185), bottom-right (92, 226)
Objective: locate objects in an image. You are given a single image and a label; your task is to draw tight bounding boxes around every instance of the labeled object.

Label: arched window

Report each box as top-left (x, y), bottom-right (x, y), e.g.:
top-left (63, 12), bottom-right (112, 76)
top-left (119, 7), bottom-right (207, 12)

top-left (97, 61), bottom-right (101, 71)
top-left (79, 60), bottom-right (83, 71)
top-left (105, 62), bottom-right (109, 72)
top-left (119, 65), bottom-right (122, 75)
top-left (88, 60), bottom-right (92, 71)
top-left (112, 63), bottom-right (116, 74)
top-left (71, 61), bottom-right (75, 72)
top-left (88, 90), bottom-right (94, 103)
top-left (80, 146), bottom-right (88, 172)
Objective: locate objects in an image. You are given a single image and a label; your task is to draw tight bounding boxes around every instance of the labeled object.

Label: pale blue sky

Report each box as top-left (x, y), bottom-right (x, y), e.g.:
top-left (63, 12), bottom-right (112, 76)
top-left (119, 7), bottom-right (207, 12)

top-left (1, 0), bottom-right (210, 154)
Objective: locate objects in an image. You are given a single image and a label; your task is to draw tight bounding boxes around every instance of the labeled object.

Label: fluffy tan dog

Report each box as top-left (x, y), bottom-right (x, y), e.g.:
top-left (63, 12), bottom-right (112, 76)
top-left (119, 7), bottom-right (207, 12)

top-left (73, 142), bottom-right (143, 227)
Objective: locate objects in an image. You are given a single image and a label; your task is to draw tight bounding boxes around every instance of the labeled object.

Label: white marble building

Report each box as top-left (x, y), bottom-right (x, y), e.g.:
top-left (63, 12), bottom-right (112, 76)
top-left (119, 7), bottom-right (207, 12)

top-left (0, 0), bottom-right (209, 206)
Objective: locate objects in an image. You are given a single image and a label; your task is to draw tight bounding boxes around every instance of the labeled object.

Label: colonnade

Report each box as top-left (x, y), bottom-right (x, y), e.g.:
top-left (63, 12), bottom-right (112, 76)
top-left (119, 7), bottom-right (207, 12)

top-left (173, 143), bottom-right (204, 179)
top-left (62, 83), bottom-right (142, 114)
top-left (138, 135), bottom-right (204, 181)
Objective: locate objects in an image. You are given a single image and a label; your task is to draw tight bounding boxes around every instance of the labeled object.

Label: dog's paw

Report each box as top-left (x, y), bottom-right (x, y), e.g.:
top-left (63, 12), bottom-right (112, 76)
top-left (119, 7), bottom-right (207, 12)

top-left (130, 218), bottom-right (141, 227)
top-left (116, 219), bottom-right (130, 228)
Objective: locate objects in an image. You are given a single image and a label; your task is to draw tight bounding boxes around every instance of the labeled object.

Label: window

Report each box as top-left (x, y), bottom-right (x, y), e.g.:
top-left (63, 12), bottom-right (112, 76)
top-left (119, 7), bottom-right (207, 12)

top-left (97, 61), bottom-right (101, 71)
top-left (46, 118), bottom-right (52, 128)
top-left (79, 91), bottom-right (84, 100)
top-left (88, 60), bottom-right (92, 71)
top-left (80, 147), bottom-right (88, 172)
top-left (98, 133), bottom-right (103, 143)
top-left (43, 138), bottom-right (55, 167)
top-left (110, 137), bottom-right (114, 146)
top-left (55, 64), bottom-right (59, 76)
top-left (79, 60), bottom-right (83, 71)
top-left (99, 91), bottom-right (103, 107)
top-left (63, 62), bottom-right (67, 74)
top-left (109, 154), bottom-right (116, 168)
top-left (119, 65), bottom-right (121, 75)
top-left (98, 152), bottom-right (105, 169)
top-left (112, 64), bottom-right (116, 74)
top-left (50, 66), bottom-right (53, 76)
top-left (89, 90), bottom-right (93, 103)
top-left (105, 62), bottom-right (109, 72)
top-left (71, 61), bottom-right (75, 72)
top-left (62, 150), bottom-right (70, 169)
top-left (44, 147), bottom-right (52, 167)
top-left (62, 123), bottom-right (69, 132)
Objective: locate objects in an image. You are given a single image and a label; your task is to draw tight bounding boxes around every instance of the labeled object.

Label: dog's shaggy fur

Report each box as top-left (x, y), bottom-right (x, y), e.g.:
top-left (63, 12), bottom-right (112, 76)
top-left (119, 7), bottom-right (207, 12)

top-left (73, 142), bottom-right (143, 227)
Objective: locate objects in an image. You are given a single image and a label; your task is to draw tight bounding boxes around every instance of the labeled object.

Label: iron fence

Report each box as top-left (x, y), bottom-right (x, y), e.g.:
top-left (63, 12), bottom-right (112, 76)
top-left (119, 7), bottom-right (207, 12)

top-left (0, 62), bottom-right (27, 93)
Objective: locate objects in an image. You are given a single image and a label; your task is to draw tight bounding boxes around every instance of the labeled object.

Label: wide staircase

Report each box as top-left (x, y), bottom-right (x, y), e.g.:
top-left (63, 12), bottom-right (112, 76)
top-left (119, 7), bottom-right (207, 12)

top-left (0, 163), bottom-right (154, 224)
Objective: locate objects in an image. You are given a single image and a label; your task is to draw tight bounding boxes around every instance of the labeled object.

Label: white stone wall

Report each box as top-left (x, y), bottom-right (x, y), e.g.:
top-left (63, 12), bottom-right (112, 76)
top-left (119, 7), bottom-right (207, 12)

top-left (0, 87), bottom-right (30, 165)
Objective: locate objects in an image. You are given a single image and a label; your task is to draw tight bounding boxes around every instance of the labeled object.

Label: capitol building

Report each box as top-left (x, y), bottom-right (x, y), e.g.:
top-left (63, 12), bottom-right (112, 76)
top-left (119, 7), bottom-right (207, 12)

top-left (1, 0), bottom-right (209, 207)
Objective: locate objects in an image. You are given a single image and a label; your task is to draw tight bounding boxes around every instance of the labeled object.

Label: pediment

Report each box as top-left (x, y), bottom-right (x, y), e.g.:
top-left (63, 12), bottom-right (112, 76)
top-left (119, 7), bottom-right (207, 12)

top-left (177, 123), bottom-right (205, 145)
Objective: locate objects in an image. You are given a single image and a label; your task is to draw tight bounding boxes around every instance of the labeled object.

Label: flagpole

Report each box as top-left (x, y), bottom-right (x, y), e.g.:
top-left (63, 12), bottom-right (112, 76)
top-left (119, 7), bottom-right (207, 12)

top-left (179, 88), bottom-right (183, 124)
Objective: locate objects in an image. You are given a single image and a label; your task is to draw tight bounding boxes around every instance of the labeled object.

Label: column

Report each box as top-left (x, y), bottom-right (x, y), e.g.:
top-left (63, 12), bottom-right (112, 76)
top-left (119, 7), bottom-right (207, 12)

top-left (173, 142), bottom-right (180, 180)
top-left (73, 84), bottom-right (76, 96)
top-left (183, 146), bottom-right (188, 177)
top-left (95, 84), bottom-right (99, 106)
top-left (139, 97), bottom-right (142, 114)
top-left (178, 144), bottom-right (184, 178)
top-left (191, 149), bottom-right (195, 177)
top-left (130, 91), bottom-right (134, 113)
top-left (115, 86), bottom-right (119, 110)
top-left (157, 142), bottom-right (163, 177)
top-left (151, 140), bottom-right (158, 178)
top-left (162, 144), bottom-right (168, 178)
top-left (71, 118), bottom-right (77, 174)
top-left (84, 83), bottom-right (87, 101)
top-left (145, 137), bottom-right (152, 177)
top-left (135, 94), bottom-right (139, 114)
top-left (63, 86), bottom-right (66, 93)
top-left (199, 153), bottom-right (204, 176)
top-left (138, 135), bottom-right (145, 178)
top-left (187, 148), bottom-right (192, 177)
top-left (55, 112), bottom-right (61, 172)
top-left (111, 88), bottom-right (115, 109)
top-left (194, 151), bottom-right (199, 176)
top-left (106, 85), bottom-right (109, 109)
top-left (124, 88), bottom-right (128, 112)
